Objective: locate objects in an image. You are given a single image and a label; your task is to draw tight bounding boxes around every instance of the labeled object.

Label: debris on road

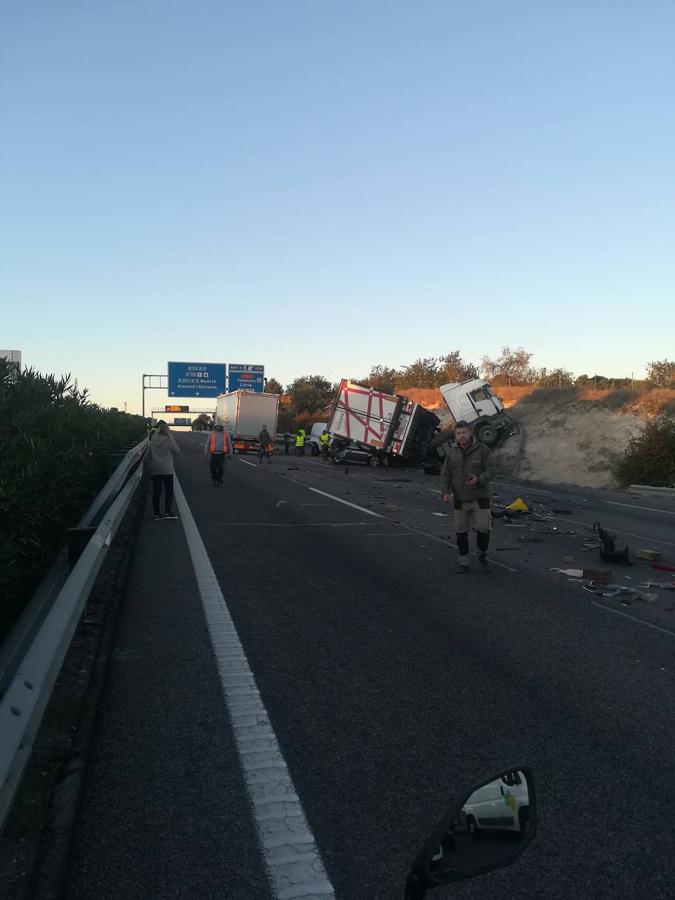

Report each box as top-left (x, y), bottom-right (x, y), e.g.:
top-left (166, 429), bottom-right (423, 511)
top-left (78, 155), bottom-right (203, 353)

top-left (652, 561), bottom-right (675, 573)
top-left (550, 568), bottom-right (584, 578)
top-left (582, 569), bottom-right (612, 584)
top-left (506, 497), bottom-right (529, 512)
top-left (594, 522), bottom-right (632, 565)
top-left (636, 548), bottom-right (661, 561)
top-left (639, 581), bottom-right (675, 590)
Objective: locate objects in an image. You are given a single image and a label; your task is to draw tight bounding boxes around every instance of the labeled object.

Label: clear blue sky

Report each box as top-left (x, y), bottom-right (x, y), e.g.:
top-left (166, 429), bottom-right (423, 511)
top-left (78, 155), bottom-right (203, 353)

top-left (2, 1), bottom-right (674, 412)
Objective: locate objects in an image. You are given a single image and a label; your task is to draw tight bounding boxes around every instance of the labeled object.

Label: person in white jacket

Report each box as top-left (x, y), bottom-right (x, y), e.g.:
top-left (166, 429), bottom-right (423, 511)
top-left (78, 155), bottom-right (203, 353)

top-left (147, 421), bottom-right (180, 519)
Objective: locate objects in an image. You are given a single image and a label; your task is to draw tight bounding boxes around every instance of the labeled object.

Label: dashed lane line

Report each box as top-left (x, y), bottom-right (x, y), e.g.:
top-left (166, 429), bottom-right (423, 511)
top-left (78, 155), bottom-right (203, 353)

top-left (591, 601), bottom-right (675, 639)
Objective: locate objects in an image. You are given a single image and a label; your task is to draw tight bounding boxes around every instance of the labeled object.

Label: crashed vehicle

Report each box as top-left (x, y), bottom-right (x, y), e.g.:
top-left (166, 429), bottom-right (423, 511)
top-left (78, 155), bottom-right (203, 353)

top-left (440, 379), bottom-right (516, 447)
top-left (328, 379), bottom-right (439, 467)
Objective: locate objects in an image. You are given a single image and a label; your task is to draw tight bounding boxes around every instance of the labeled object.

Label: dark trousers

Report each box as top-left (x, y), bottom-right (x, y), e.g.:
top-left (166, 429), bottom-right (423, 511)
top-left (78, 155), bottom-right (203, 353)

top-left (151, 474), bottom-right (174, 515)
top-left (284, 443), bottom-right (290, 455)
top-left (296, 445), bottom-right (305, 456)
top-left (209, 453), bottom-right (225, 483)
top-left (321, 443), bottom-right (329, 459)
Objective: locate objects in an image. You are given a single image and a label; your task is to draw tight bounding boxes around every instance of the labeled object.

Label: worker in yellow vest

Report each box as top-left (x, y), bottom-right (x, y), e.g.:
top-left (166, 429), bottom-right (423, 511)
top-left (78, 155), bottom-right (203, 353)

top-left (295, 428), bottom-right (306, 456)
top-left (204, 423), bottom-right (231, 485)
top-left (319, 428), bottom-right (330, 459)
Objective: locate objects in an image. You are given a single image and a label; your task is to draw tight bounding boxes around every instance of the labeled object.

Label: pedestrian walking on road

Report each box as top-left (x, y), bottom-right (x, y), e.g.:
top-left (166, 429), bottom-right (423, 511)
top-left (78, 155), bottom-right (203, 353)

top-left (258, 425), bottom-right (272, 463)
top-left (204, 423), bottom-right (230, 485)
top-left (148, 421), bottom-right (180, 519)
top-left (440, 420), bottom-right (496, 573)
top-left (295, 427), bottom-right (306, 456)
top-left (319, 428), bottom-right (331, 459)
top-left (283, 431), bottom-right (291, 455)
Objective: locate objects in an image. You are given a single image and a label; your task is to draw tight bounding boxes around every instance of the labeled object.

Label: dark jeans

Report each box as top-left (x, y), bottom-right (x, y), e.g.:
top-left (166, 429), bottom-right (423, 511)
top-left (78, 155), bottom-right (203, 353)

top-left (151, 474), bottom-right (174, 515)
top-left (209, 453), bottom-right (225, 483)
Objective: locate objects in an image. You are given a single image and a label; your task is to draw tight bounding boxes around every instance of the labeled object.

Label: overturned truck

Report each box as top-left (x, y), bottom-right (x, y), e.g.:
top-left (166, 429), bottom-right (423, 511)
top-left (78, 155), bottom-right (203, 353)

top-left (328, 379), bottom-right (439, 466)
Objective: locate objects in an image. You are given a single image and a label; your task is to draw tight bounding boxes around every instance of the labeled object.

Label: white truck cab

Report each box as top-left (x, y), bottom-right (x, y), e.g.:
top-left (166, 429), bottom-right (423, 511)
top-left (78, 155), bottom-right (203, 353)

top-left (440, 379), bottom-right (515, 447)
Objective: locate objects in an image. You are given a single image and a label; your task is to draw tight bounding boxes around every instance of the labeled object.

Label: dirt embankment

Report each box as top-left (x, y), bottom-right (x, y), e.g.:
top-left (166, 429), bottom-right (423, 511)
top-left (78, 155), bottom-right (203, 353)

top-left (403, 385), bottom-right (675, 489)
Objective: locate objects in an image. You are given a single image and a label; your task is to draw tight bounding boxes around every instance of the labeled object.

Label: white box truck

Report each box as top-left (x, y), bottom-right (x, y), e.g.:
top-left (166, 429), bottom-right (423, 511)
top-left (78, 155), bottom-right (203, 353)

top-left (327, 380), bottom-right (439, 466)
top-left (215, 390), bottom-right (280, 455)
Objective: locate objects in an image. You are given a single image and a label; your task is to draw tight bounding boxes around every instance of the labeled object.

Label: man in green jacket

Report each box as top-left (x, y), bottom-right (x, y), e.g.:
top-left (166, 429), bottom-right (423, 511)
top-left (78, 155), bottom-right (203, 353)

top-left (440, 420), bottom-right (496, 573)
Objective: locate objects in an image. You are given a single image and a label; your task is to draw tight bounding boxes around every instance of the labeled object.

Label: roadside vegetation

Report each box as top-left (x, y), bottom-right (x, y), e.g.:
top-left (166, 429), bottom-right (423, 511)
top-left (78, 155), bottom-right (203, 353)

top-left (614, 414), bottom-right (675, 488)
top-left (0, 360), bottom-right (147, 642)
top-left (266, 351), bottom-right (675, 433)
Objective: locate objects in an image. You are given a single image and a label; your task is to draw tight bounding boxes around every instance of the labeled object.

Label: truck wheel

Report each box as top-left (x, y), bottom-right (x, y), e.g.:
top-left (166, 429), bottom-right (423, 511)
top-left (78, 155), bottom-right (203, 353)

top-left (368, 455), bottom-right (380, 468)
top-left (475, 423), bottom-right (499, 446)
top-left (311, 444), bottom-right (319, 456)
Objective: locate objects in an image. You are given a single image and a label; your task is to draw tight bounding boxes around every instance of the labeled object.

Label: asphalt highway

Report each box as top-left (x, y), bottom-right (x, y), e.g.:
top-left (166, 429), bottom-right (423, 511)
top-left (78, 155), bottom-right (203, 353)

top-left (65, 434), bottom-right (675, 899)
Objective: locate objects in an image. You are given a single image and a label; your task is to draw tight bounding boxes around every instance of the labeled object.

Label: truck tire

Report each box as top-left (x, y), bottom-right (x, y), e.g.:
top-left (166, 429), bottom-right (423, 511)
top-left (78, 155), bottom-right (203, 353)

top-left (311, 443), bottom-right (319, 456)
top-left (368, 455), bottom-right (380, 468)
top-left (475, 422), bottom-right (499, 447)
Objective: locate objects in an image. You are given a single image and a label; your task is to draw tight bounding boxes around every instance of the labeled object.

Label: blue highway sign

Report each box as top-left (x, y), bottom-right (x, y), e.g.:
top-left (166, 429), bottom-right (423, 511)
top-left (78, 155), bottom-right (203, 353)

top-left (167, 362), bottom-right (226, 398)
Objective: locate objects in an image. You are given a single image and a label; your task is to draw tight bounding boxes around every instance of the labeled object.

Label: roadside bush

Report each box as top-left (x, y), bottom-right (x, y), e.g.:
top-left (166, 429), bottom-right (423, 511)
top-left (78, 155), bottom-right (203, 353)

top-left (613, 414), bottom-right (675, 488)
top-left (0, 361), bottom-right (146, 640)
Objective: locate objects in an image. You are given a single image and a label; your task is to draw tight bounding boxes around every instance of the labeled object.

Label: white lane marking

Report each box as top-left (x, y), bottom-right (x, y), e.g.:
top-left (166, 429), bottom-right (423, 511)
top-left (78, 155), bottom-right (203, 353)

top-left (591, 602), bottom-right (675, 639)
top-left (238, 458), bottom-right (259, 468)
top-left (555, 517), bottom-right (675, 548)
top-left (305, 486), bottom-right (385, 518)
top-left (215, 522), bottom-right (375, 527)
top-left (494, 480), bottom-right (553, 496)
top-left (395, 523), bottom-right (518, 573)
top-left (173, 478), bottom-right (335, 900)
top-left (495, 479), bottom-right (675, 516)
top-left (280, 476), bottom-right (384, 518)
top-left (600, 499), bottom-right (675, 516)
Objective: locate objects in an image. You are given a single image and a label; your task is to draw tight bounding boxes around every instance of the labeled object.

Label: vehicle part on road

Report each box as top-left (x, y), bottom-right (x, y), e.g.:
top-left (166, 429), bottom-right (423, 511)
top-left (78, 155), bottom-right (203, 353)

top-left (636, 548), bottom-right (662, 561)
top-left (405, 767), bottom-right (536, 899)
top-left (652, 561), bottom-right (675, 573)
top-left (582, 569), bottom-right (612, 584)
top-left (594, 522), bottom-right (632, 566)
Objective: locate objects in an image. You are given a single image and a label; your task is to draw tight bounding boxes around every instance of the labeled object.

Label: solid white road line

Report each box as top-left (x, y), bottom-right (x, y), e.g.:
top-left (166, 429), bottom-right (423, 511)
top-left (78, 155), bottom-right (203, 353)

top-left (600, 499), bottom-right (675, 516)
top-left (591, 601), bottom-right (675, 639)
top-left (173, 478), bottom-right (335, 900)
top-left (238, 458), bottom-right (259, 468)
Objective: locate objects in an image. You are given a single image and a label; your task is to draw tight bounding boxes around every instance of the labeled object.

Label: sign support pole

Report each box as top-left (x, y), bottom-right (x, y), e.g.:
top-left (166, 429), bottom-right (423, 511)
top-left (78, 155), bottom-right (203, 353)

top-left (141, 374), bottom-right (168, 419)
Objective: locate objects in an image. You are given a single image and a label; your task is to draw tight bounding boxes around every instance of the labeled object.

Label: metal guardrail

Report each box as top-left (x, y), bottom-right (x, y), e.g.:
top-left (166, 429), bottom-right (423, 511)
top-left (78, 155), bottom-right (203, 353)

top-left (0, 440), bottom-right (147, 831)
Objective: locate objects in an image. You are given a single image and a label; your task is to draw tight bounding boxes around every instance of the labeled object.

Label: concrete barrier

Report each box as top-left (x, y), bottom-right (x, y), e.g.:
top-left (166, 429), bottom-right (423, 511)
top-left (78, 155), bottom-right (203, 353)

top-left (629, 484), bottom-right (675, 496)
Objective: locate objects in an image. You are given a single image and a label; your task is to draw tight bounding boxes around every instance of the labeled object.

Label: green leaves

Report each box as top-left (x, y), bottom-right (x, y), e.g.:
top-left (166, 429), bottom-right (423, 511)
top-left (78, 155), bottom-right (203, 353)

top-left (0, 360), bottom-right (146, 641)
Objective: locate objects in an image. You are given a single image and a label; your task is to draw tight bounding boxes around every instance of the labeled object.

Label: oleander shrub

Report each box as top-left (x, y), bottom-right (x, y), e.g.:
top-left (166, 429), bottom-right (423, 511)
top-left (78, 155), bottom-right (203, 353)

top-left (613, 413), bottom-right (675, 488)
top-left (0, 360), bottom-right (146, 640)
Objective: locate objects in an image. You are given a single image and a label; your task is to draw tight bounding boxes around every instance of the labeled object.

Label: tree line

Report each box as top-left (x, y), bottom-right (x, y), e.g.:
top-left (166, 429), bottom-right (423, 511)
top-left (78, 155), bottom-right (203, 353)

top-left (265, 349), bottom-right (675, 426)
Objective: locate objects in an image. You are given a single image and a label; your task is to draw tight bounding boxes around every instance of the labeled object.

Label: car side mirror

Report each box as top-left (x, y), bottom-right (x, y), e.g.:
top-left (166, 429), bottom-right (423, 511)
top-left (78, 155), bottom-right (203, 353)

top-left (407, 767), bottom-right (536, 895)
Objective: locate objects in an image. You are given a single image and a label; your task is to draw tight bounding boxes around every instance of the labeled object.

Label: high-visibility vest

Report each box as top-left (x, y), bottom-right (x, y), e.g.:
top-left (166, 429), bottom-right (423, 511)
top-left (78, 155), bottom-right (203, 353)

top-left (209, 431), bottom-right (229, 453)
top-left (295, 430), bottom-right (305, 447)
top-left (319, 432), bottom-right (330, 445)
